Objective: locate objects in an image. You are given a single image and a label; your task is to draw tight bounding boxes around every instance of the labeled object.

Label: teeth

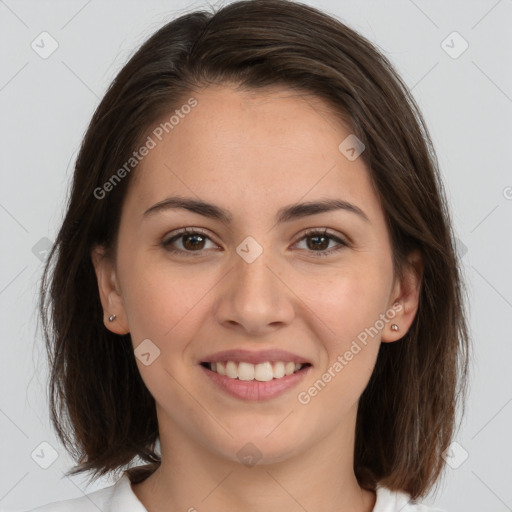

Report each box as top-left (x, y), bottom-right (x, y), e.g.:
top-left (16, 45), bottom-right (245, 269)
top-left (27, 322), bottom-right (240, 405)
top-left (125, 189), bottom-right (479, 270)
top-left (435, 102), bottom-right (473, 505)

top-left (238, 362), bottom-right (256, 381)
top-left (226, 361), bottom-right (238, 379)
top-left (208, 361), bottom-right (306, 381)
top-left (273, 361), bottom-right (285, 378)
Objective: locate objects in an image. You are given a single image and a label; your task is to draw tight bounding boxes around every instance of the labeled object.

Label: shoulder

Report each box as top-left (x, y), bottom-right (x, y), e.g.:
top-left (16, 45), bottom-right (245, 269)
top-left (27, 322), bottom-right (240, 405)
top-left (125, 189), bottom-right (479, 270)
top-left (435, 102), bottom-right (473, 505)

top-left (22, 474), bottom-right (145, 512)
top-left (374, 485), bottom-right (448, 512)
top-left (23, 483), bottom-right (116, 512)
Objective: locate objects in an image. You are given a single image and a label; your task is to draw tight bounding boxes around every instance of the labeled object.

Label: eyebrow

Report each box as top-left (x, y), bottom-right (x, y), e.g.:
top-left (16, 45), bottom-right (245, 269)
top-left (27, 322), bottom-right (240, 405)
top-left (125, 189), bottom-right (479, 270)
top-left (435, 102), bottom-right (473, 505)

top-left (143, 196), bottom-right (370, 224)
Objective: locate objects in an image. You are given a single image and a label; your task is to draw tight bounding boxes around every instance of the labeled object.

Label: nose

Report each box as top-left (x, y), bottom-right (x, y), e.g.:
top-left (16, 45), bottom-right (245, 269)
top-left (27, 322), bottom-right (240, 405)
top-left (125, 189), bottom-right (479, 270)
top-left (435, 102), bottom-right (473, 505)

top-left (213, 246), bottom-right (296, 336)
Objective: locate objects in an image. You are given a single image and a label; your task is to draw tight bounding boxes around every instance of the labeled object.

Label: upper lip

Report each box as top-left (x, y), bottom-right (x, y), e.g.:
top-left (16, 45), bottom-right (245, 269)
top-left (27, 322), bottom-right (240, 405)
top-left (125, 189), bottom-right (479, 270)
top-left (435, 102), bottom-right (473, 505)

top-left (200, 349), bottom-right (311, 365)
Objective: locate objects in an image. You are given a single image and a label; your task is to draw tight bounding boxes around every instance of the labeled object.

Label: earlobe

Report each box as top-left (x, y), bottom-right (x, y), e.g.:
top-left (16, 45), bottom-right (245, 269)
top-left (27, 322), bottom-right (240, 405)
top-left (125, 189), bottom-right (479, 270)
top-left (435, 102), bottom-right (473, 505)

top-left (381, 249), bottom-right (423, 343)
top-left (90, 245), bottom-right (130, 335)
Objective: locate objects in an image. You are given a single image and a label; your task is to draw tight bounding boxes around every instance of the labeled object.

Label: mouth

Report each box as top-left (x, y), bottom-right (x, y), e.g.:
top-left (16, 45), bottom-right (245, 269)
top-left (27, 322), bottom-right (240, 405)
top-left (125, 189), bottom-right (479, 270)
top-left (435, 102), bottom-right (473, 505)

top-left (199, 359), bottom-right (313, 401)
top-left (200, 360), bottom-right (312, 381)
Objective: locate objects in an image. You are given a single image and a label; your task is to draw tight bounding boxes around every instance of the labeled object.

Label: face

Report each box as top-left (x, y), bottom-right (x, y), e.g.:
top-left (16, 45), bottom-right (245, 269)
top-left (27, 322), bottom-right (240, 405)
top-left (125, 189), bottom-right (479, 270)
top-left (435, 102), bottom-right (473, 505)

top-left (92, 85), bottom-right (421, 467)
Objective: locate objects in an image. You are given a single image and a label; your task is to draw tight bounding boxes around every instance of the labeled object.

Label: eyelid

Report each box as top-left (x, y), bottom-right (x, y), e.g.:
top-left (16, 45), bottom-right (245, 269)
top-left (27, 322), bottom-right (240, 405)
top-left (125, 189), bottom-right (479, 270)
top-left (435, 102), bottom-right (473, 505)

top-left (292, 227), bottom-right (349, 255)
top-left (162, 226), bottom-right (220, 248)
top-left (164, 226), bottom-right (213, 240)
top-left (163, 226), bottom-right (347, 244)
top-left (295, 227), bottom-right (348, 244)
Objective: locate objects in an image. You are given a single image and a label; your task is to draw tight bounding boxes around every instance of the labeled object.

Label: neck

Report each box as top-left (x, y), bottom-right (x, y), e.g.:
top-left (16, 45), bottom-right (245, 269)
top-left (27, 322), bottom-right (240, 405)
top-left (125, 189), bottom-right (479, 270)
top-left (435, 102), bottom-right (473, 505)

top-left (131, 407), bottom-right (376, 512)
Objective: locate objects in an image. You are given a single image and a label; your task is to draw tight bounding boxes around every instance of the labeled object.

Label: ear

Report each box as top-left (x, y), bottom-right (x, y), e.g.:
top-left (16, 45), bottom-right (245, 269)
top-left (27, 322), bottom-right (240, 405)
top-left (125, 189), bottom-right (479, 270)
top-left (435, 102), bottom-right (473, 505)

top-left (90, 245), bottom-right (130, 335)
top-left (381, 248), bottom-right (423, 343)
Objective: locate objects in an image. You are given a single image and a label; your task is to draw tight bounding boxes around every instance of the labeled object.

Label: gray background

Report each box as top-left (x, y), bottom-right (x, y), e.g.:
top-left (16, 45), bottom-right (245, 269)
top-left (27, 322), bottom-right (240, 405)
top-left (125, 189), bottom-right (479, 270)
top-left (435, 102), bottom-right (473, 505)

top-left (1, 0), bottom-right (511, 510)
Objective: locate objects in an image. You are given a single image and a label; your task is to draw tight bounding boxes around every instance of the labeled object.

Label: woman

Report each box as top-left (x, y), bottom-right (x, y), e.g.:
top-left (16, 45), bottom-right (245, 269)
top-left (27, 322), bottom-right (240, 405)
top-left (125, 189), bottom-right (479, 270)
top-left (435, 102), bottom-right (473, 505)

top-left (32, 0), bottom-right (470, 510)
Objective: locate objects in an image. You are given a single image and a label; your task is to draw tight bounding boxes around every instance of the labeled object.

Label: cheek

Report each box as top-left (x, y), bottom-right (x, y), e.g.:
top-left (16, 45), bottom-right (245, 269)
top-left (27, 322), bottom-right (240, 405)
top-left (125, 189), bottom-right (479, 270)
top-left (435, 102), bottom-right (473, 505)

top-left (118, 262), bottom-right (211, 397)
top-left (292, 261), bottom-right (391, 344)
top-left (118, 252), bottom-right (220, 346)
top-left (291, 259), bottom-right (391, 404)
top-left (294, 269), bottom-right (385, 412)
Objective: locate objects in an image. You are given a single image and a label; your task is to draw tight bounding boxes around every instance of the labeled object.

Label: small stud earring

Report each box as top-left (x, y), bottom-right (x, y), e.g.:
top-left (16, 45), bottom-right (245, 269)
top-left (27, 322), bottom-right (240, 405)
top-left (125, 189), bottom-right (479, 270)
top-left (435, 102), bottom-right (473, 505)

top-left (391, 324), bottom-right (399, 331)
top-left (108, 314), bottom-right (116, 322)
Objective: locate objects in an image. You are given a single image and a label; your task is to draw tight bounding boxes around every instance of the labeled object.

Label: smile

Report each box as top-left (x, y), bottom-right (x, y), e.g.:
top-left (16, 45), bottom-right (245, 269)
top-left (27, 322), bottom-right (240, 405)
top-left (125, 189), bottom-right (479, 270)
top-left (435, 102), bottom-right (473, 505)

top-left (201, 361), bottom-right (311, 381)
top-left (200, 361), bottom-right (312, 401)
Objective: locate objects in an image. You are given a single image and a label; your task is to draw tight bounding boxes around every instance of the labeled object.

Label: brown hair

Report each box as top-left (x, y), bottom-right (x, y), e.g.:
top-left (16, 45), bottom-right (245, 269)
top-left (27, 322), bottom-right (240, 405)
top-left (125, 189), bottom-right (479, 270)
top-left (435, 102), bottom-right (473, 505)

top-left (39, 0), bottom-right (470, 499)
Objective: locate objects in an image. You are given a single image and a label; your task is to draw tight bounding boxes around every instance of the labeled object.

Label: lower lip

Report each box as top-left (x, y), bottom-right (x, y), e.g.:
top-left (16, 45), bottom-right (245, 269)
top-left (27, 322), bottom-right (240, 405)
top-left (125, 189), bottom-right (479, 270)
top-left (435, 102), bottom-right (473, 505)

top-left (200, 364), bottom-right (312, 401)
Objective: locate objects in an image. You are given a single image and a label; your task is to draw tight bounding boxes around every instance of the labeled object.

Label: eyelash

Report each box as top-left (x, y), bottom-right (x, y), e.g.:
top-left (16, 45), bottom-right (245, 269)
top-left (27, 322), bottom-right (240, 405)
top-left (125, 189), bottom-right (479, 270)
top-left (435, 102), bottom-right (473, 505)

top-left (161, 227), bottom-right (348, 257)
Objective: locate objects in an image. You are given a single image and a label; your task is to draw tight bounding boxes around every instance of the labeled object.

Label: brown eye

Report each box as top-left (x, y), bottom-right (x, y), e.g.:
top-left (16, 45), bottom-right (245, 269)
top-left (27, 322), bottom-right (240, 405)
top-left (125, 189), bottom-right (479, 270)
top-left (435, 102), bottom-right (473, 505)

top-left (181, 233), bottom-right (206, 250)
top-left (295, 229), bottom-right (348, 257)
top-left (162, 228), bottom-right (217, 255)
top-left (306, 233), bottom-right (330, 251)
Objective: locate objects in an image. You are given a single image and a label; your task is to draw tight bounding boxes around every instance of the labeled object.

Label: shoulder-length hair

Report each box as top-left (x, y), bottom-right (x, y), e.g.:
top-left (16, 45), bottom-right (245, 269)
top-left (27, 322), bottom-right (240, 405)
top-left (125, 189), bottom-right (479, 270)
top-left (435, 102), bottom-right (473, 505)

top-left (39, 0), bottom-right (470, 499)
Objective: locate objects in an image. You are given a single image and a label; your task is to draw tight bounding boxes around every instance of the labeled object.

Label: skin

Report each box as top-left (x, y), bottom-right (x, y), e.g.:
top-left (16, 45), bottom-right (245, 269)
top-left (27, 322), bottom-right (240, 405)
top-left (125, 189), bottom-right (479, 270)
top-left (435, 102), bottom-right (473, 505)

top-left (91, 84), bottom-right (422, 512)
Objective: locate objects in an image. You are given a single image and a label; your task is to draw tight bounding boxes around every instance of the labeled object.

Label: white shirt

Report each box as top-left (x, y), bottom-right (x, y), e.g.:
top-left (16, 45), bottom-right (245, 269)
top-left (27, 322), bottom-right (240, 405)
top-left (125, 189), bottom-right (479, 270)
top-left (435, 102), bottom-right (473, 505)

top-left (25, 474), bottom-right (447, 512)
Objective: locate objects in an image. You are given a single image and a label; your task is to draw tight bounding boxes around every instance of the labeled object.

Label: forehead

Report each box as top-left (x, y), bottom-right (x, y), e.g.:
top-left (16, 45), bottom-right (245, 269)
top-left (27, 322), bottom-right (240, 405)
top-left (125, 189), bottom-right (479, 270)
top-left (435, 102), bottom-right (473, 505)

top-left (123, 85), bottom-right (382, 224)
